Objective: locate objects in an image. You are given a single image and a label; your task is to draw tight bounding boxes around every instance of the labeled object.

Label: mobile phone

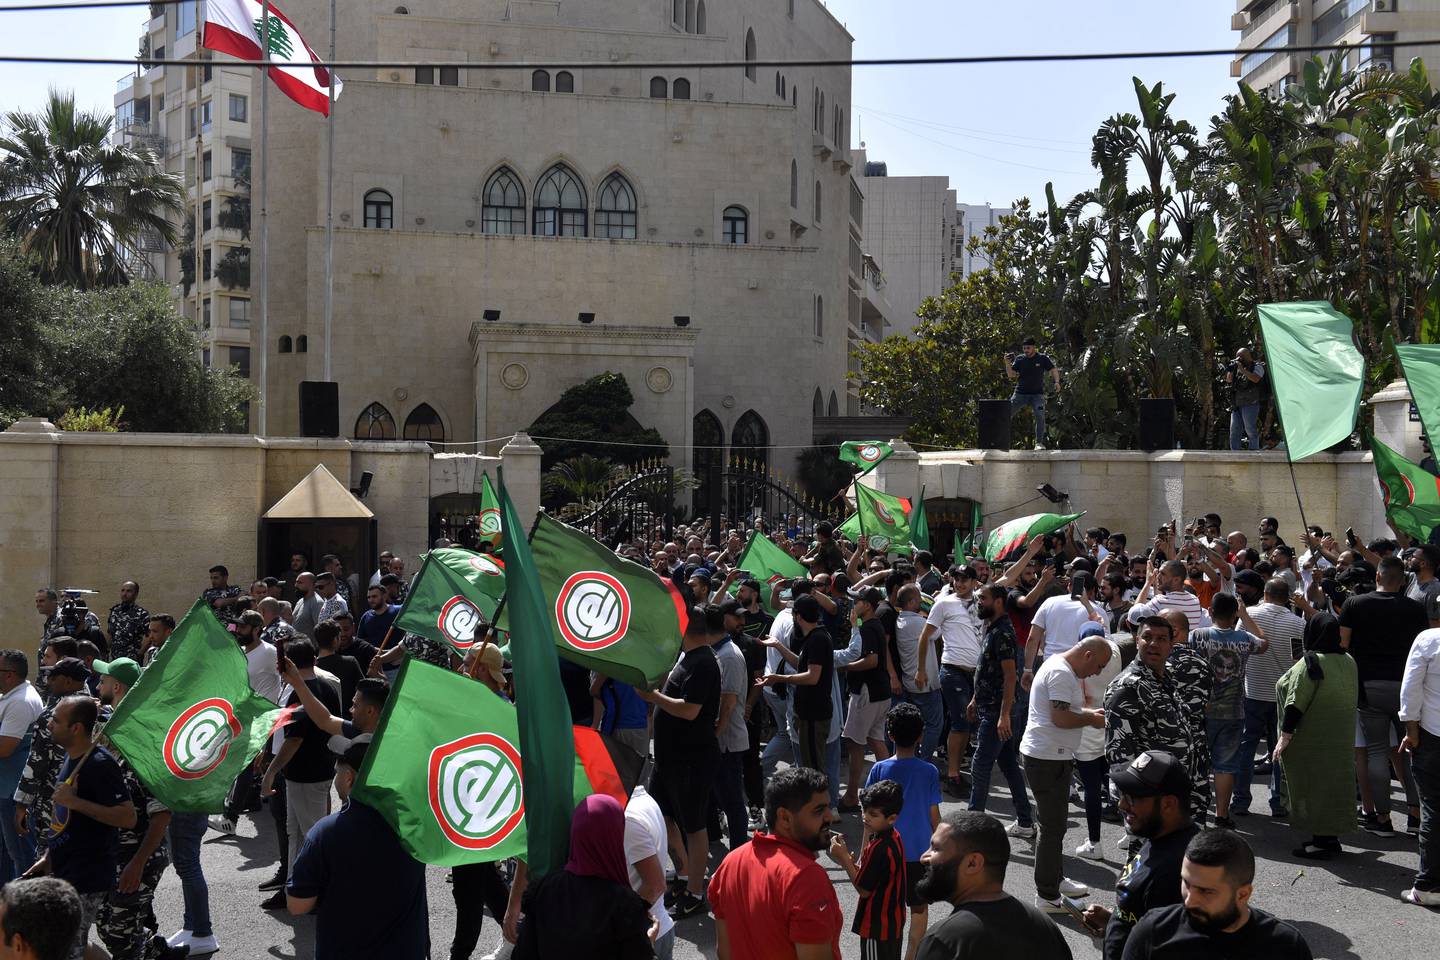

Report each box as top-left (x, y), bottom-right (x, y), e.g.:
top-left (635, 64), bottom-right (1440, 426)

top-left (1346, 527), bottom-right (1357, 548)
top-left (1060, 895), bottom-right (1092, 931)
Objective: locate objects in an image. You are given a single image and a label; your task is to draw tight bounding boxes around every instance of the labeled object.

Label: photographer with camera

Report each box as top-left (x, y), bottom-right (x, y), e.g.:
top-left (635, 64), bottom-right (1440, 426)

top-left (33, 589), bottom-right (100, 663)
top-left (1004, 337), bottom-right (1061, 450)
top-left (1225, 347), bottom-right (1267, 451)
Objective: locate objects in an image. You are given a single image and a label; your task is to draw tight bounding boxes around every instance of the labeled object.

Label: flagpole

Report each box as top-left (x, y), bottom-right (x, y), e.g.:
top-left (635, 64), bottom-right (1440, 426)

top-left (256, 0), bottom-right (271, 436)
top-left (192, 50), bottom-right (201, 337)
top-left (323, 0), bottom-right (335, 382)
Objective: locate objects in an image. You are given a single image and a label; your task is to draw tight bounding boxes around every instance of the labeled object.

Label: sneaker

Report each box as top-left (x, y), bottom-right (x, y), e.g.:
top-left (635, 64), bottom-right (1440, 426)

top-left (1005, 821), bottom-right (1036, 840)
top-left (207, 815), bottom-right (236, 836)
top-left (1058, 878), bottom-right (1089, 898)
top-left (1075, 839), bottom-right (1104, 861)
top-left (183, 934), bottom-right (220, 957)
top-left (260, 890), bottom-right (287, 911)
top-left (1034, 443), bottom-right (1047, 451)
top-left (257, 870), bottom-right (287, 891)
top-left (479, 941), bottom-right (516, 960)
top-left (1036, 895), bottom-right (1067, 914)
top-left (668, 890), bottom-right (708, 920)
top-left (1231, 806), bottom-right (1251, 817)
top-left (151, 939), bottom-right (188, 960)
top-left (1360, 812), bottom-right (1396, 838)
top-left (663, 876), bottom-right (687, 909)
top-left (165, 931), bottom-right (191, 950)
top-left (1402, 887), bottom-right (1440, 907)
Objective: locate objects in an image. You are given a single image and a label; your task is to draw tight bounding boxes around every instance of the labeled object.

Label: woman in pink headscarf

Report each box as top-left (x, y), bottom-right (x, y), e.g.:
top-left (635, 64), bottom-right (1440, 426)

top-left (514, 794), bottom-right (657, 959)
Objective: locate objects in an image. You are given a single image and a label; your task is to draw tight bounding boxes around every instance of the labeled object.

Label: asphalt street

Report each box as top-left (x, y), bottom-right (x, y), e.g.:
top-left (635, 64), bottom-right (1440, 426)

top-left (150, 766), bottom-right (1432, 959)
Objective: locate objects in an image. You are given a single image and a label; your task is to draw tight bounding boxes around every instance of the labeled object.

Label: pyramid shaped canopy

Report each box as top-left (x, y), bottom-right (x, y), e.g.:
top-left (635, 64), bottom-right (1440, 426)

top-left (263, 465), bottom-right (373, 519)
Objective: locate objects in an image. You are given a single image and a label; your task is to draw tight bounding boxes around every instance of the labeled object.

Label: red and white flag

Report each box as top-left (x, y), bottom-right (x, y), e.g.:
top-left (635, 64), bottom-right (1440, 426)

top-left (203, 0), bottom-right (342, 116)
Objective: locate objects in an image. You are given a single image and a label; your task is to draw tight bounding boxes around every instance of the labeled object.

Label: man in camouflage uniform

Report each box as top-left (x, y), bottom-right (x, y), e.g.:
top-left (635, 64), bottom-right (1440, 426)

top-left (200, 565), bottom-right (242, 616)
top-left (35, 588), bottom-right (100, 663)
top-left (93, 658), bottom-right (179, 960)
top-left (258, 598), bottom-right (299, 649)
top-left (1105, 616), bottom-right (1206, 820)
top-left (13, 658), bottom-right (90, 856)
top-left (107, 582), bottom-right (150, 662)
top-left (1161, 608), bottom-right (1213, 819)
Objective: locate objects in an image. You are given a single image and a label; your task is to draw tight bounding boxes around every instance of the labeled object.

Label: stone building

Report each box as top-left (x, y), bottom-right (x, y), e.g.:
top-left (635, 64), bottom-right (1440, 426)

top-left (121, 0), bottom-right (894, 471)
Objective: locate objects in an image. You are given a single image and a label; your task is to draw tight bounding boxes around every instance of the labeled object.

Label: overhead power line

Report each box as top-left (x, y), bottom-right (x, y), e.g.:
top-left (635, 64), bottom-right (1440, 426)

top-left (2, 37), bottom-right (1440, 70)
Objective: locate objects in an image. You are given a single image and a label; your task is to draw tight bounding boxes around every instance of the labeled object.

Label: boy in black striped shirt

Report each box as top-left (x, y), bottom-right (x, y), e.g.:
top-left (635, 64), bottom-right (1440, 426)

top-left (830, 779), bottom-right (908, 960)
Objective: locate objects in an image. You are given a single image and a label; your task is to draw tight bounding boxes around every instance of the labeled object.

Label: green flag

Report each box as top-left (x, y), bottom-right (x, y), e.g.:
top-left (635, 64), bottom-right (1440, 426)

top-left (1258, 302), bottom-right (1365, 461)
top-left (1367, 433), bottom-right (1440, 543)
top-left (982, 511), bottom-right (1085, 562)
top-left (839, 440), bottom-right (894, 475)
top-left (1396, 343), bottom-right (1440, 454)
top-left (500, 513), bottom-right (688, 689)
top-left (478, 473), bottom-right (502, 546)
top-left (102, 601), bottom-right (285, 813)
top-left (392, 548), bottom-right (507, 656)
top-left (350, 659), bottom-right (592, 866)
top-left (728, 530), bottom-right (807, 615)
top-left (498, 469), bottom-right (579, 880)
top-left (911, 484), bottom-right (931, 551)
top-left (854, 483), bottom-right (913, 553)
top-left (956, 501), bottom-right (984, 562)
top-left (952, 529), bottom-right (965, 565)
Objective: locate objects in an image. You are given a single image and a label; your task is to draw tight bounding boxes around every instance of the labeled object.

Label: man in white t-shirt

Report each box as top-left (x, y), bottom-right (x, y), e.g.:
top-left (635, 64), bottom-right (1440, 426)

top-left (1022, 571), bottom-right (1106, 689)
top-left (1019, 636), bottom-right (1112, 914)
top-left (759, 594), bottom-right (799, 780)
top-left (0, 648), bottom-right (44, 875)
top-left (625, 783), bottom-right (675, 960)
top-left (917, 567), bottom-right (982, 794)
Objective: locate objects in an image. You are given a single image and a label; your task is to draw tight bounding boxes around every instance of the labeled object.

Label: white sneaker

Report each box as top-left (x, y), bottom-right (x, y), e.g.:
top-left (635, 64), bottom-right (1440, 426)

top-left (1075, 839), bottom-right (1104, 861)
top-left (1402, 887), bottom-right (1440, 907)
top-left (1059, 877), bottom-right (1090, 897)
top-left (166, 931), bottom-right (191, 950)
top-left (1005, 821), bottom-right (1036, 839)
top-left (207, 815), bottom-right (236, 835)
top-left (480, 941), bottom-right (515, 960)
top-left (185, 934), bottom-right (220, 956)
top-left (1036, 895), bottom-right (1067, 914)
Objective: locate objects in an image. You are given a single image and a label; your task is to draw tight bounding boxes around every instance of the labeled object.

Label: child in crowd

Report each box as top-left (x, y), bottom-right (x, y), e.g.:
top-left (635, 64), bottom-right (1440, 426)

top-left (830, 779), bottom-right (908, 960)
top-left (863, 703), bottom-right (942, 960)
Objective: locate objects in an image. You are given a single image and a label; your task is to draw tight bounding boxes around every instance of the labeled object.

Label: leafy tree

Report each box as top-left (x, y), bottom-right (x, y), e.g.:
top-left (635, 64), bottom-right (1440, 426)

top-left (0, 90), bottom-right (183, 288)
top-left (796, 437), bottom-right (856, 502)
top-left (527, 372), bottom-right (668, 469)
top-left (0, 239), bottom-right (58, 425)
top-left (541, 454), bottom-right (626, 511)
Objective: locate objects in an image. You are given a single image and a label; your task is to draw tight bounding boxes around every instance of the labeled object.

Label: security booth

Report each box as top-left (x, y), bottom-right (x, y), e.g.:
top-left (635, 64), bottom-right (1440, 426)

top-left (257, 464), bottom-right (377, 586)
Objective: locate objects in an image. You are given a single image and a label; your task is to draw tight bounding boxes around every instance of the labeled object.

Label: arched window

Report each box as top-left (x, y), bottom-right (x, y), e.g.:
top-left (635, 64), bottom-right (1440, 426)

top-left (814, 180), bottom-right (822, 223)
top-left (555, 70), bottom-right (574, 92)
top-left (693, 409), bottom-right (724, 513)
top-left (296, 335), bottom-right (308, 353)
top-left (814, 294), bottom-right (823, 338)
top-left (722, 205), bottom-right (748, 245)
top-left (481, 167), bottom-right (526, 235)
top-left (278, 335), bottom-right (292, 353)
top-left (673, 0), bottom-right (683, 26)
top-left (403, 403), bottom-right (445, 443)
top-left (649, 76), bottom-right (668, 99)
top-left (595, 172), bottom-right (637, 239)
top-left (685, 0), bottom-right (696, 32)
top-left (828, 392), bottom-right (839, 416)
top-left (355, 402), bottom-right (397, 440)
top-left (792, 87), bottom-right (798, 107)
top-left (696, 0), bottom-right (705, 34)
top-left (363, 189), bottom-right (392, 229)
top-left (782, 76), bottom-right (787, 98)
top-left (812, 388), bottom-right (824, 418)
top-left (531, 69), bottom-right (551, 92)
top-left (744, 29), bottom-right (757, 81)
top-left (731, 410), bottom-right (769, 466)
top-left (673, 77), bottom-right (691, 99)
top-left (533, 164), bottom-right (587, 237)
top-left (775, 72), bottom-right (781, 96)
top-left (790, 160), bottom-right (798, 208)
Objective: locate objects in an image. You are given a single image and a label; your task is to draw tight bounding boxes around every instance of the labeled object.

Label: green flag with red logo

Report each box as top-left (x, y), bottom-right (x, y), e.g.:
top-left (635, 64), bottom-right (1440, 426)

top-left (728, 530), bottom-right (807, 615)
top-left (981, 511), bottom-right (1085, 562)
top-left (101, 600), bottom-right (286, 813)
top-left (497, 513), bottom-right (688, 689)
top-left (1367, 432), bottom-right (1440, 543)
top-left (350, 659), bottom-right (631, 867)
top-left (853, 483), bottom-right (913, 553)
top-left (477, 473), bottom-right (502, 547)
top-left (839, 440), bottom-right (894, 475)
top-left (392, 548), bottom-right (507, 656)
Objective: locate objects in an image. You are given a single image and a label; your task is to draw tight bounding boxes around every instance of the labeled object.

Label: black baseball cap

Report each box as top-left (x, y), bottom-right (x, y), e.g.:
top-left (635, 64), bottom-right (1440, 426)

top-left (1110, 750), bottom-right (1191, 799)
top-left (1233, 570), bottom-right (1265, 592)
top-left (49, 657), bottom-right (91, 681)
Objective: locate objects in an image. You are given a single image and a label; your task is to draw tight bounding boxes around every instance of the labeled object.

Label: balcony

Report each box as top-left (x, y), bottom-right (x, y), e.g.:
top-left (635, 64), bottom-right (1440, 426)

top-left (1361, 10), bottom-right (1400, 36)
top-left (116, 73), bottom-right (135, 94)
top-left (1239, 2), bottom-right (1296, 41)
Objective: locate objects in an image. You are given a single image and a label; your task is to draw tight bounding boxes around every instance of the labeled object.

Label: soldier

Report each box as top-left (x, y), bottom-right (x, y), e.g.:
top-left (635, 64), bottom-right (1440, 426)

top-left (13, 658), bottom-right (90, 857)
top-left (106, 582), bottom-right (150, 662)
top-left (92, 658), bottom-right (182, 960)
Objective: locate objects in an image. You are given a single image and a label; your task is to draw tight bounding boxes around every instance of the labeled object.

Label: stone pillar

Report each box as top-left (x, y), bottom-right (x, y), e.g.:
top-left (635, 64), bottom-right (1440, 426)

top-left (1371, 378), bottom-right (1422, 462)
top-left (0, 419), bottom-right (60, 645)
top-left (500, 432), bottom-right (544, 525)
top-left (867, 439), bottom-right (920, 499)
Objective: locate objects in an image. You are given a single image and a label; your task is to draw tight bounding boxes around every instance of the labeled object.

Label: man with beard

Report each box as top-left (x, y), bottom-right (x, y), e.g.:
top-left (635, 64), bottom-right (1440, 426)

top-left (966, 586), bottom-right (1033, 839)
top-left (708, 766), bottom-right (842, 960)
top-left (106, 583), bottom-right (149, 663)
top-left (913, 811), bottom-right (1071, 960)
top-left (1120, 830), bottom-right (1311, 959)
top-left (1081, 751), bottom-right (1199, 960)
top-left (13, 658), bottom-right (89, 859)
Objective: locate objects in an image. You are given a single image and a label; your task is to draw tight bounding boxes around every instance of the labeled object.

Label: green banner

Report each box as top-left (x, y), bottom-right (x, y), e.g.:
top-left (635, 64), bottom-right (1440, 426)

top-left (728, 530), bottom-right (808, 615)
top-left (982, 512), bottom-right (1085, 562)
top-left (1258, 302), bottom-right (1365, 461)
top-left (1368, 433), bottom-right (1440, 543)
top-left (392, 548), bottom-right (507, 656)
top-left (839, 440), bottom-right (894, 475)
top-left (854, 483), bottom-right (913, 553)
top-left (911, 484), bottom-right (931, 551)
top-left (478, 473), bottom-right (502, 546)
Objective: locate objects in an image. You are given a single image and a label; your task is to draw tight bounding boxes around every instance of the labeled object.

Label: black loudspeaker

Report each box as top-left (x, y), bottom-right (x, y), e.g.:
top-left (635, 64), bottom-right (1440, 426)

top-left (299, 380), bottom-right (339, 438)
top-left (977, 399), bottom-right (1013, 450)
top-left (1138, 397), bottom-right (1176, 451)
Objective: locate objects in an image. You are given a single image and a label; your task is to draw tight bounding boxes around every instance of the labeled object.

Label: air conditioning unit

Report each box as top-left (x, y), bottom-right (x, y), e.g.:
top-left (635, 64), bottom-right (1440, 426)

top-left (1371, 59), bottom-right (1394, 72)
top-left (1373, 0), bottom-right (1393, 12)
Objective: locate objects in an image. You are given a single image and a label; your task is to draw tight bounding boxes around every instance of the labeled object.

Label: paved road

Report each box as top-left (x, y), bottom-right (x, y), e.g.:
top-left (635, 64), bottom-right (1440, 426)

top-left (151, 769), bottom-right (1429, 959)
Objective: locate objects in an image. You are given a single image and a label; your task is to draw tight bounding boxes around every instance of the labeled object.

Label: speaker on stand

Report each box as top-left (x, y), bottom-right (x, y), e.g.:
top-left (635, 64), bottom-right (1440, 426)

top-left (1138, 398), bottom-right (1176, 451)
top-left (977, 399), bottom-right (1013, 450)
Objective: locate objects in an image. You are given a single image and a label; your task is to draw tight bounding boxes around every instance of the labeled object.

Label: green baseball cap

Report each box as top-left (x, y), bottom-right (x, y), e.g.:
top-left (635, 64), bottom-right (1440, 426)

top-left (92, 657), bottom-right (141, 688)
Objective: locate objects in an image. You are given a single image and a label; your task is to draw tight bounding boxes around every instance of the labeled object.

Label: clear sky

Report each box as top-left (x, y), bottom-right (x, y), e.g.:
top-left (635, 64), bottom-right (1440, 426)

top-left (0, 0), bottom-right (1236, 209)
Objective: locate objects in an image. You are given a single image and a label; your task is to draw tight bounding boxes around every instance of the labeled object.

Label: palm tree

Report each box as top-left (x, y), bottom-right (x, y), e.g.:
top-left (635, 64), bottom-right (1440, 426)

top-left (0, 89), bottom-right (184, 288)
top-left (542, 454), bottom-right (627, 508)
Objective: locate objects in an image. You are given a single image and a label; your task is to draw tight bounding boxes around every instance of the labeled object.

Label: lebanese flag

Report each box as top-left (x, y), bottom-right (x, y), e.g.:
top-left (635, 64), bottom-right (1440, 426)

top-left (203, 0), bottom-right (342, 116)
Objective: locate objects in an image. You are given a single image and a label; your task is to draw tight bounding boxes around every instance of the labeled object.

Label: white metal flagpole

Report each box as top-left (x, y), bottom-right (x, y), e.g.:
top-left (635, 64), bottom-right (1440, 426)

top-left (256, 0), bottom-right (271, 435)
top-left (323, 0), bottom-right (335, 381)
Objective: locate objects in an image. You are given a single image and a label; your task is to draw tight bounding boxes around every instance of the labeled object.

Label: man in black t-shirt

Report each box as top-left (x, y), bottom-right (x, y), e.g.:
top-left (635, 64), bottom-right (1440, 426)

top-left (1082, 750), bottom-right (1199, 960)
top-left (638, 605), bottom-right (723, 918)
top-left (313, 620), bottom-right (362, 721)
top-left (759, 596), bottom-right (834, 773)
top-left (915, 810), bottom-right (1072, 960)
top-left (1121, 830), bottom-right (1311, 960)
top-left (1004, 337), bottom-right (1060, 449)
top-left (839, 588), bottom-right (892, 810)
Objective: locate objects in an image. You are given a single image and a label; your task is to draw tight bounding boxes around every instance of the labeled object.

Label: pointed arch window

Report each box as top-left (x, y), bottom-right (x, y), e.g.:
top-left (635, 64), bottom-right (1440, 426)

top-left (828, 391), bottom-right (839, 417)
top-left (696, 0), bottom-right (706, 34)
top-left (744, 29), bottom-right (757, 81)
top-left (596, 173), bottom-right (638, 239)
top-left (812, 389), bottom-right (824, 418)
top-left (685, 0), bottom-right (696, 32)
top-left (814, 294), bottom-right (823, 338)
top-left (693, 409), bottom-right (724, 513)
top-left (481, 167), bottom-right (526, 235)
top-left (731, 410), bottom-right (769, 467)
top-left (790, 160), bottom-right (798, 208)
top-left (403, 403), bottom-right (445, 443)
top-left (533, 164), bottom-right (587, 237)
top-left (295, 335), bottom-right (308, 353)
top-left (355, 402), bottom-right (397, 440)
top-left (814, 180), bottom-right (822, 223)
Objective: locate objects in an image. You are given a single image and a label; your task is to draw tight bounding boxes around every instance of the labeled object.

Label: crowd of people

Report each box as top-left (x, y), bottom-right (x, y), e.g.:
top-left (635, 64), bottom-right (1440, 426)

top-left (2, 505), bottom-right (1438, 960)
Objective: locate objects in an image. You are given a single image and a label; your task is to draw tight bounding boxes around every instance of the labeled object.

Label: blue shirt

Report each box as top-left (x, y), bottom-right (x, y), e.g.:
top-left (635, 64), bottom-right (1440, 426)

top-left (48, 746), bottom-right (129, 894)
top-left (865, 756), bottom-right (941, 865)
top-left (288, 800), bottom-right (428, 960)
top-left (356, 605), bottom-right (401, 645)
top-left (597, 678), bottom-right (649, 732)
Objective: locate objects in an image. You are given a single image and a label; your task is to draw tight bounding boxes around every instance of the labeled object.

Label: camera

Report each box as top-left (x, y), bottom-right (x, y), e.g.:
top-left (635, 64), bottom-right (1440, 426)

top-left (50, 589), bottom-right (97, 638)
